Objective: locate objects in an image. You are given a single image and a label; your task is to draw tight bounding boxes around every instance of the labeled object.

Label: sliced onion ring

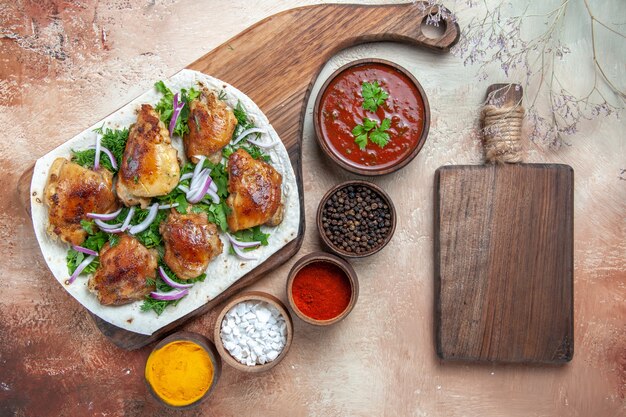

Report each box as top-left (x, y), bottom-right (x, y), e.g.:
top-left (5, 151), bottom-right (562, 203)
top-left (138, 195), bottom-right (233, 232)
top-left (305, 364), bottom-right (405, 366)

top-left (159, 266), bottom-right (193, 289)
top-left (168, 93), bottom-right (185, 137)
top-left (67, 255), bottom-right (96, 285)
top-left (180, 172), bottom-right (193, 181)
top-left (192, 156), bottom-right (206, 181)
top-left (188, 173), bottom-right (212, 204)
top-left (72, 245), bottom-right (98, 256)
top-left (232, 128), bottom-right (266, 145)
top-left (177, 185), bottom-right (190, 194)
top-left (88, 145), bottom-right (118, 170)
top-left (120, 206), bottom-right (136, 232)
top-left (94, 135), bottom-right (102, 170)
top-left (231, 243), bottom-right (259, 261)
top-left (227, 233), bottom-right (261, 248)
top-left (202, 188), bottom-right (220, 204)
top-left (150, 289), bottom-right (189, 301)
top-left (188, 169), bottom-right (209, 196)
top-left (246, 137), bottom-right (278, 148)
top-left (94, 219), bottom-right (122, 231)
top-left (87, 207), bottom-right (122, 221)
top-left (158, 203), bottom-right (179, 210)
top-left (129, 203), bottom-right (159, 235)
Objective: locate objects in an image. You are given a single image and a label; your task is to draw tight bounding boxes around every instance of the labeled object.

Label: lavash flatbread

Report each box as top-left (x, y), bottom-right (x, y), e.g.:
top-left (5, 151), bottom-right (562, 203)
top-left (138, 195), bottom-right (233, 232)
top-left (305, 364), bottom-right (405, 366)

top-left (30, 69), bottom-right (300, 335)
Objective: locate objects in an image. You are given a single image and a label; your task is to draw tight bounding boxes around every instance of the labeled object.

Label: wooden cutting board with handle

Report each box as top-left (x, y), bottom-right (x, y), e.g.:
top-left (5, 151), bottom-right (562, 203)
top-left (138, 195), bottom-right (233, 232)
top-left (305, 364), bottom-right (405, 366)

top-left (434, 84), bottom-right (574, 363)
top-left (16, 2), bottom-right (460, 349)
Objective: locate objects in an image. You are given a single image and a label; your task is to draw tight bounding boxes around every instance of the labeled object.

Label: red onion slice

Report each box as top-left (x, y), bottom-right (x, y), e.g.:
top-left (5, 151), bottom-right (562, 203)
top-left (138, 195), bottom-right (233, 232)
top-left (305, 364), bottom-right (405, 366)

top-left (120, 206), bottom-right (136, 232)
top-left (188, 168), bottom-right (209, 195)
top-left (100, 146), bottom-right (118, 170)
top-left (159, 266), bottom-right (194, 289)
top-left (150, 289), bottom-right (189, 301)
top-left (246, 136), bottom-right (277, 148)
top-left (94, 135), bottom-right (102, 170)
top-left (231, 243), bottom-right (259, 261)
top-left (94, 219), bottom-right (123, 231)
top-left (158, 203), bottom-right (179, 210)
top-left (232, 128), bottom-right (266, 145)
top-left (87, 208), bottom-right (122, 221)
top-left (168, 93), bottom-right (185, 137)
top-left (209, 180), bottom-right (218, 193)
top-left (67, 255), bottom-right (96, 284)
top-left (180, 172), bottom-right (194, 181)
top-left (227, 233), bottom-right (261, 248)
top-left (192, 156), bottom-right (206, 181)
top-left (177, 185), bottom-right (190, 194)
top-left (88, 145), bottom-right (118, 170)
top-left (72, 245), bottom-right (99, 256)
top-left (188, 173), bottom-right (212, 204)
top-left (203, 188), bottom-right (220, 204)
top-left (128, 203), bottom-right (159, 235)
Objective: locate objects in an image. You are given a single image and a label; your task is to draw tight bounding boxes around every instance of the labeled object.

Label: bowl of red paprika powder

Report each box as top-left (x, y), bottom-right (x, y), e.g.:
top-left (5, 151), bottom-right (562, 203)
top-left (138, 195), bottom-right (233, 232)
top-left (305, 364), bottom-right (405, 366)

top-left (286, 252), bottom-right (359, 326)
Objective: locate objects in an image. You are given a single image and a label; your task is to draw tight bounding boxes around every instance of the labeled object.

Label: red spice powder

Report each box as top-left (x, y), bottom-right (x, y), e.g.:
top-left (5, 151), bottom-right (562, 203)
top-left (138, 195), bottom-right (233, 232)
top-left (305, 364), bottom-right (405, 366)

top-left (291, 262), bottom-right (352, 321)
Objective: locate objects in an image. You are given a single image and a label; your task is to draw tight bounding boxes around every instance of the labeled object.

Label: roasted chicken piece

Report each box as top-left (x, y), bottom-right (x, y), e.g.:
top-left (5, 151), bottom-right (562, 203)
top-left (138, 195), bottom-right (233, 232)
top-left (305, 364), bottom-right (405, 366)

top-left (44, 158), bottom-right (118, 245)
top-left (226, 148), bottom-right (283, 232)
top-left (185, 87), bottom-right (237, 163)
top-left (117, 104), bottom-right (180, 207)
top-left (88, 234), bottom-right (157, 306)
top-left (160, 210), bottom-right (223, 279)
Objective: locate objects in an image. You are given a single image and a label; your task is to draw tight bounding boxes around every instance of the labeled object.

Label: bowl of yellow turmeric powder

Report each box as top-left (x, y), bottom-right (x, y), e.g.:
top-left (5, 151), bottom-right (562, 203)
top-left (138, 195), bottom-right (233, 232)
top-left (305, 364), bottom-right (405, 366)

top-left (144, 331), bottom-right (221, 409)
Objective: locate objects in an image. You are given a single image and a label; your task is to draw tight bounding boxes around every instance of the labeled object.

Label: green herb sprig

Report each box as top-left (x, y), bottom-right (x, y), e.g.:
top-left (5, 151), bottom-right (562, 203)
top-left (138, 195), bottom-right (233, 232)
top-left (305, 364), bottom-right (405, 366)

top-left (71, 127), bottom-right (129, 172)
top-left (352, 81), bottom-right (393, 150)
top-left (352, 117), bottom-right (392, 150)
top-left (361, 81), bottom-right (389, 112)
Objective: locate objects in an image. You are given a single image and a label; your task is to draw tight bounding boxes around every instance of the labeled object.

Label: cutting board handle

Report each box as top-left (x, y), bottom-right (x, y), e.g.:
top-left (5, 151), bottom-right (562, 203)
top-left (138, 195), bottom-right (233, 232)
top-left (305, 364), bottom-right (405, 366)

top-left (482, 83), bottom-right (525, 164)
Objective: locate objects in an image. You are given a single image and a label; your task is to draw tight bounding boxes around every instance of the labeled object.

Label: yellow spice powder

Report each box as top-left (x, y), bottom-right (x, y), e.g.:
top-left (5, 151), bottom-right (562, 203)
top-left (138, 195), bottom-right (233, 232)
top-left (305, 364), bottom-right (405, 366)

top-left (145, 340), bottom-right (213, 407)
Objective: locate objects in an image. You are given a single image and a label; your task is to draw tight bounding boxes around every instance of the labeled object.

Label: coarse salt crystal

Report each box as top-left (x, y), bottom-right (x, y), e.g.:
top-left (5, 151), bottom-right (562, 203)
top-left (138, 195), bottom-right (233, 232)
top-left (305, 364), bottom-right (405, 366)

top-left (220, 300), bottom-right (287, 366)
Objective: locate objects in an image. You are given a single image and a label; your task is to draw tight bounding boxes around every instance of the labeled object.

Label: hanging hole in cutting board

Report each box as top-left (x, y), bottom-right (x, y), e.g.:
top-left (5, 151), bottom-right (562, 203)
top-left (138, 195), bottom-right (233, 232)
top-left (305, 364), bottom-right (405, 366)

top-left (420, 15), bottom-right (447, 40)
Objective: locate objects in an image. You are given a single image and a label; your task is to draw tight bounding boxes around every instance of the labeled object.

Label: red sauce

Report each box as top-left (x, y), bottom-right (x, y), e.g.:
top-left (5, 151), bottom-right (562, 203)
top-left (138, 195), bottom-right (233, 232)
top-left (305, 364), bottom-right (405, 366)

top-left (319, 63), bottom-right (425, 169)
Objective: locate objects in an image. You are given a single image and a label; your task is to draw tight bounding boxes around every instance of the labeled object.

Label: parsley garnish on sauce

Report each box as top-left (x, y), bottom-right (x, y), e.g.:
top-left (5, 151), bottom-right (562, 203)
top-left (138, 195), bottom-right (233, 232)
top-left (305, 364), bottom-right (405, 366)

top-left (361, 81), bottom-right (389, 113)
top-left (352, 117), bottom-right (391, 150)
top-left (352, 81), bottom-right (392, 150)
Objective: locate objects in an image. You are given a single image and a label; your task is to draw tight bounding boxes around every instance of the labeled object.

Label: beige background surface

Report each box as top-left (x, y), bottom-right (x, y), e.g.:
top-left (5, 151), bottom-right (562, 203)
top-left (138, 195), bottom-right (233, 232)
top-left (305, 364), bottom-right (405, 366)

top-left (1, 1), bottom-right (624, 416)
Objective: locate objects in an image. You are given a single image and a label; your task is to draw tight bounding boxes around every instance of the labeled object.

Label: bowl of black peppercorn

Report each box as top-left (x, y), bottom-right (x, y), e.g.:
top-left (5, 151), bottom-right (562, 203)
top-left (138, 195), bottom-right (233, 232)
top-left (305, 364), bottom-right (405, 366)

top-left (317, 180), bottom-right (397, 258)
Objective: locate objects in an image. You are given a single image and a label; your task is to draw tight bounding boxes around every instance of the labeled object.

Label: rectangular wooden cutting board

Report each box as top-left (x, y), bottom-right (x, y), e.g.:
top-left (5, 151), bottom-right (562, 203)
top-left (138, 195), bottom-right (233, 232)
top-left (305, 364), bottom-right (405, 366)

top-left (18, 2), bottom-right (460, 349)
top-left (434, 84), bottom-right (574, 363)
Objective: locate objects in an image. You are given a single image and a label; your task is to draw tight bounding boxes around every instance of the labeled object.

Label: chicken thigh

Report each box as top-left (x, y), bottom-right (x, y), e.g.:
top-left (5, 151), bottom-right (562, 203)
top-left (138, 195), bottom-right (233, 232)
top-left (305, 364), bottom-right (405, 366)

top-left (88, 234), bottom-right (157, 306)
top-left (226, 148), bottom-right (283, 232)
top-left (44, 158), bottom-right (118, 245)
top-left (117, 104), bottom-right (180, 207)
top-left (185, 87), bottom-right (237, 163)
top-left (160, 210), bottom-right (223, 280)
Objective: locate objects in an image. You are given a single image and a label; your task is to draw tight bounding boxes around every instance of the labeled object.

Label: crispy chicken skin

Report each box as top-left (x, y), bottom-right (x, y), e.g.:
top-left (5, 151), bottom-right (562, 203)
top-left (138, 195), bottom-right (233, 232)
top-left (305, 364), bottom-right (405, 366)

top-left (226, 148), bottom-right (283, 232)
top-left (44, 158), bottom-right (118, 246)
top-left (88, 235), bottom-right (157, 306)
top-left (117, 104), bottom-right (180, 207)
top-left (185, 87), bottom-right (237, 164)
top-left (160, 210), bottom-right (223, 280)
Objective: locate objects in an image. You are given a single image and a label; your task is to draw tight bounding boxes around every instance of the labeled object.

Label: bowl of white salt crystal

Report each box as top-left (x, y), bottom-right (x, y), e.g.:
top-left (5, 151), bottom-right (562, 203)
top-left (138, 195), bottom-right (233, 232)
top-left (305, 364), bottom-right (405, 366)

top-left (214, 291), bottom-right (293, 373)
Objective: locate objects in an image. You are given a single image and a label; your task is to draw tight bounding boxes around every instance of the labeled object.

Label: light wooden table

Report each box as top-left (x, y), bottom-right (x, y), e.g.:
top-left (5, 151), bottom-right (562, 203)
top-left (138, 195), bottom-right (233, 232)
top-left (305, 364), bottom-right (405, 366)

top-left (1, 1), bottom-right (624, 416)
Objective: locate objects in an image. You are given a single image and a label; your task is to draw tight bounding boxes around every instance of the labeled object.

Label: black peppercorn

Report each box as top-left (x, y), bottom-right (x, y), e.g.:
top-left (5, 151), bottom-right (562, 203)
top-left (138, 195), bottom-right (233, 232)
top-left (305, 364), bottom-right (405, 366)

top-left (321, 184), bottom-right (393, 255)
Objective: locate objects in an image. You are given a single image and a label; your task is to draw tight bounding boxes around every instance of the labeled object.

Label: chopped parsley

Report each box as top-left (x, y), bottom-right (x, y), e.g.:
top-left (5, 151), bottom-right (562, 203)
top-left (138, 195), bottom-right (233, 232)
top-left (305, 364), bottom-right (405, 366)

top-left (71, 126), bottom-right (129, 172)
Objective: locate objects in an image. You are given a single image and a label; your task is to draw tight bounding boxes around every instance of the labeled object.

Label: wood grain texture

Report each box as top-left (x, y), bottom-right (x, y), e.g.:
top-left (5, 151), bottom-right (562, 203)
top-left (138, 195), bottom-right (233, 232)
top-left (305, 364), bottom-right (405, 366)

top-left (434, 163), bottom-right (574, 363)
top-left (16, 2), bottom-right (459, 350)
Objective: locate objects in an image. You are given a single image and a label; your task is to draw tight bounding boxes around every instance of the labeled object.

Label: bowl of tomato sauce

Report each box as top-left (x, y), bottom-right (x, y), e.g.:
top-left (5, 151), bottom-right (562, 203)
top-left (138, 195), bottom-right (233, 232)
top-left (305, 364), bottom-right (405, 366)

top-left (314, 59), bottom-right (430, 176)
